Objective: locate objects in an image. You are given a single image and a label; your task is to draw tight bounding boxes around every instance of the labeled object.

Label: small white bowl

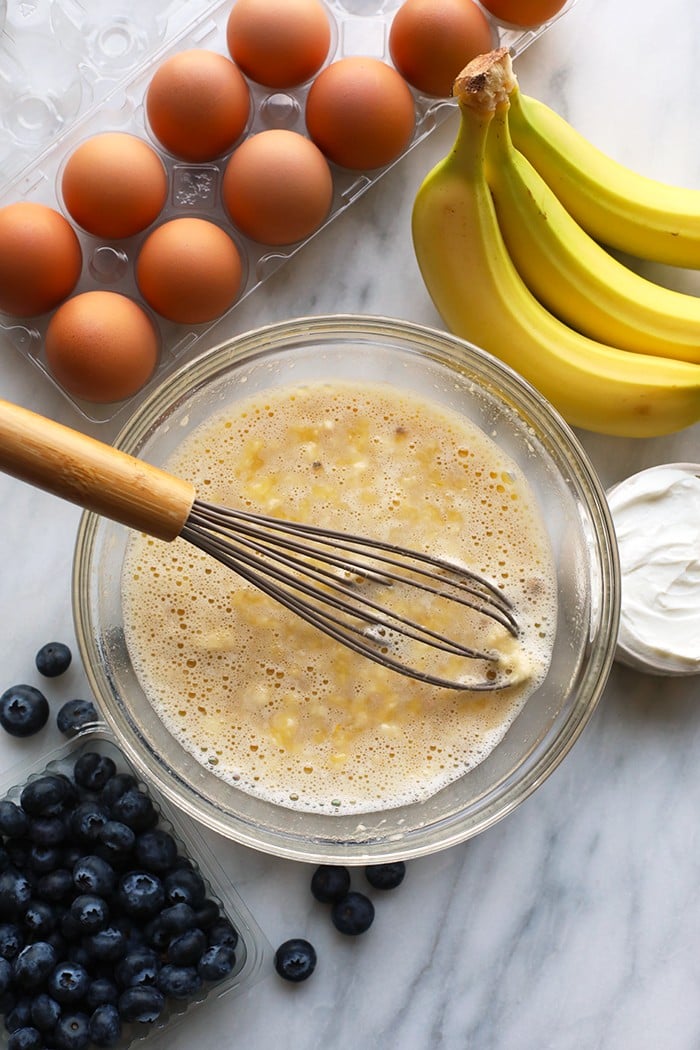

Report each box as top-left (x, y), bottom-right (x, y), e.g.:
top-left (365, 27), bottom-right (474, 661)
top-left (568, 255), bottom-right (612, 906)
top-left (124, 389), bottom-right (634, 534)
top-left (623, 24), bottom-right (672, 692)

top-left (607, 463), bottom-right (700, 677)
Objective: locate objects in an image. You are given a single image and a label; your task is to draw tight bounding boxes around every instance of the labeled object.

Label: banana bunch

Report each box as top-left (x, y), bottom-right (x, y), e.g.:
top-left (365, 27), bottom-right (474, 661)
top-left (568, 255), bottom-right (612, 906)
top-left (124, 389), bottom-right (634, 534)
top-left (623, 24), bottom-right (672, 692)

top-left (411, 48), bottom-right (700, 437)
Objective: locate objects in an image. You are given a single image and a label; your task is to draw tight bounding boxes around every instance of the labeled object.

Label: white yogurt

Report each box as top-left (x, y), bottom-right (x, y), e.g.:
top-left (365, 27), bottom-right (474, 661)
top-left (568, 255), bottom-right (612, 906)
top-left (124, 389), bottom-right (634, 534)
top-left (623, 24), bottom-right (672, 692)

top-left (607, 464), bottom-right (700, 674)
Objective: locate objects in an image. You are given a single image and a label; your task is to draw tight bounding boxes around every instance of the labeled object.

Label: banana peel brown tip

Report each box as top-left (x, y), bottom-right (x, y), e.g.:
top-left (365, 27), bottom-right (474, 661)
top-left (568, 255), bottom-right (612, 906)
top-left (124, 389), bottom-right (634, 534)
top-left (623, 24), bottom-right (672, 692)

top-left (452, 48), bottom-right (517, 112)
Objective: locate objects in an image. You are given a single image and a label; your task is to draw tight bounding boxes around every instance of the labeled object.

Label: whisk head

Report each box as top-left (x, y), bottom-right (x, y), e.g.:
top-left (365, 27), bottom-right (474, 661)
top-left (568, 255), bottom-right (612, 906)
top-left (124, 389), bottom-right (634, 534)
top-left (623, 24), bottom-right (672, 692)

top-left (180, 500), bottom-right (524, 691)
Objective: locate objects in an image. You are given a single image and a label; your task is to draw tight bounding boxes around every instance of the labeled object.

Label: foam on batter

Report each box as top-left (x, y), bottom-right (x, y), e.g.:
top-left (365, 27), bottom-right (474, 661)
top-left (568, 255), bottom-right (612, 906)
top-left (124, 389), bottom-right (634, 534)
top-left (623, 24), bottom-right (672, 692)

top-left (122, 380), bottom-right (557, 814)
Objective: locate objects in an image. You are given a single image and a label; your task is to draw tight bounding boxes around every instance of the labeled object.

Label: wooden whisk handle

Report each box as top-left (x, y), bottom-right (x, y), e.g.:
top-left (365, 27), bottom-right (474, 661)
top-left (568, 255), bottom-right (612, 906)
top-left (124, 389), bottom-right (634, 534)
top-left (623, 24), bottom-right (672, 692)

top-left (0, 399), bottom-right (195, 541)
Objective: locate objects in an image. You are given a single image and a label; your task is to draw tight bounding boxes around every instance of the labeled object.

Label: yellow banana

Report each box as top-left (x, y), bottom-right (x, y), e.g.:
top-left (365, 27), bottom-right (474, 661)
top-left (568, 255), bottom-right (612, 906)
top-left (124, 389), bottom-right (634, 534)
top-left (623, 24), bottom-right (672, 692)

top-left (410, 49), bottom-right (700, 438)
top-left (484, 102), bottom-right (700, 363)
top-left (508, 86), bottom-right (700, 268)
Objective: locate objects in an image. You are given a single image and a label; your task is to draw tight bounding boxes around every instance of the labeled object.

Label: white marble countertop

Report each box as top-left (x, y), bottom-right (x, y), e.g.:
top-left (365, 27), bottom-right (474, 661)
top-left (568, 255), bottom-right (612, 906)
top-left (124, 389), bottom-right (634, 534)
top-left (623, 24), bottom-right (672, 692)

top-left (1, 1), bottom-right (700, 1047)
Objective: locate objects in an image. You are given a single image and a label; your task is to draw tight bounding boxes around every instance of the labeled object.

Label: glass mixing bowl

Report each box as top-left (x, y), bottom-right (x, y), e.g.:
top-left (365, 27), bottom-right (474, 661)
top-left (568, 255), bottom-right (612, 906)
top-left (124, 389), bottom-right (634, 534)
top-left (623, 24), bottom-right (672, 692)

top-left (73, 315), bottom-right (619, 864)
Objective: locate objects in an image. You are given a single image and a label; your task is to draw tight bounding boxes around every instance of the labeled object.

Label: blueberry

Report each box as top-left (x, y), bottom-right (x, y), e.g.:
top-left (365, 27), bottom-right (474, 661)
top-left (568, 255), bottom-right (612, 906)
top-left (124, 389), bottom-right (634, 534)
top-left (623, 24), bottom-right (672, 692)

top-left (310, 864), bottom-right (351, 903)
top-left (5, 996), bottom-right (32, 1032)
top-left (168, 927), bottom-right (207, 967)
top-left (116, 871), bottom-right (164, 919)
top-left (331, 891), bottom-right (375, 936)
top-left (115, 947), bottom-right (159, 989)
top-left (56, 699), bottom-right (98, 737)
top-left (197, 943), bottom-right (236, 982)
top-left (274, 939), bottom-right (317, 983)
top-left (99, 774), bottom-right (137, 810)
top-left (37, 867), bottom-right (74, 902)
top-left (12, 941), bottom-right (57, 989)
top-left (54, 1011), bottom-right (90, 1050)
top-left (0, 923), bottom-right (23, 960)
top-left (71, 894), bottom-right (109, 934)
top-left (117, 985), bottom-right (164, 1023)
top-left (73, 753), bottom-right (116, 793)
top-left (29, 814), bottom-right (68, 847)
top-left (158, 902), bottom-right (197, 937)
top-left (48, 961), bottom-right (91, 1004)
top-left (97, 821), bottom-right (135, 860)
top-left (4, 841), bottom-right (30, 871)
top-left (27, 843), bottom-right (62, 876)
top-left (207, 917), bottom-right (238, 950)
top-left (156, 962), bottom-right (202, 1001)
top-left (85, 977), bottom-right (119, 1010)
top-left (0, 802), bottom-right (30, 839)
top-left (109, 788), bottom-right (157, 833)
top-left (163, 867), bottom-right (206, 908)
top-left (70, 802), bottom-right (110, 845)
top-left (134, 828), bottom-right (177, 873)
top-left (89, 1003), bottom-right (122, 1047)
top-left (0, 870), bottom-right (33, 919)
top-left (72, 855), bottom-right (115, 897)
top-left (21, 775), bottom-right (69, 817)
top-left (30, 991), bottom-right (62, 1031)
top-left (0, 685), bottom-right (49, 738)
top-left (194, 898), bottom-right (220, 930)
top-left (365, 861), bottom-right (406, 890)
top-left (23, 899), bottom-right (57, 938)
top-left (84, 925), bottom-right (127, 964)
top-left (0, 955), bottom-right (11, 994)
top-left (7, 1028), bottom-right (43, 1050)
top-left (35, 642), bottom-right (72, 678)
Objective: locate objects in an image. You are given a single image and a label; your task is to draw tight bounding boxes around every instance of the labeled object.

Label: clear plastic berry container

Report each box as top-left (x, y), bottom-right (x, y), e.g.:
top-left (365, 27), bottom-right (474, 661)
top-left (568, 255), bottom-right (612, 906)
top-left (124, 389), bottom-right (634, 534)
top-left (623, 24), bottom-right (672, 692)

top-left (0, 726), bottom-right (271, 1050)
top-left (0, 0), bottom-right (577, 424)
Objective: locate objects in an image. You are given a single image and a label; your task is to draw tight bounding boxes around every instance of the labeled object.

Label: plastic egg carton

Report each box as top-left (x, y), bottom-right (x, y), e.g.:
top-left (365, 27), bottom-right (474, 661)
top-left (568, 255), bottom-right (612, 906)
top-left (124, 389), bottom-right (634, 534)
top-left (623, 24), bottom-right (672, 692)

top-left (0, 0), bottom-right (578, 423)
top-left (0, 727), bottom-right (272, 1049)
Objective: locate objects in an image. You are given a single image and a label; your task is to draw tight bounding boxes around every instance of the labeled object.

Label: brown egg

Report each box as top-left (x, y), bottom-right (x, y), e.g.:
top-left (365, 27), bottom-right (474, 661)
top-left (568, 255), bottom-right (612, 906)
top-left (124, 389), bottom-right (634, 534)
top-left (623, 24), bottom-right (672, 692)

top-left (146, 49), bottom-right (250, 162)
top-left (45, 291), bottom-right (159, 403)
top-left (222, 130), bottom-right (333, 246)
top-left (136, 217), bottom-right (243, 325)
top-left (226, 0), bottom-right (331, 88)
top-left (61, 133), bottom-right (168, 239)
top-left (389, 0), bottom-right (496, 98)
top-left (0, 202), bottom-right (82, 317)
top-left (306, 57), bottom-right (416, 171)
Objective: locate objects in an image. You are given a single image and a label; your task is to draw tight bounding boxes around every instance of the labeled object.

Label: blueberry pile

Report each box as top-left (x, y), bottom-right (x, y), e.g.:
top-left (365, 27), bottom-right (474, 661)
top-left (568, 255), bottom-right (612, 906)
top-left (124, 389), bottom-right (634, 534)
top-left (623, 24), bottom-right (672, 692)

top-left (274, 861), bottom-right (406, 983)
top-left (0, 751), bottom-right (240, 1049)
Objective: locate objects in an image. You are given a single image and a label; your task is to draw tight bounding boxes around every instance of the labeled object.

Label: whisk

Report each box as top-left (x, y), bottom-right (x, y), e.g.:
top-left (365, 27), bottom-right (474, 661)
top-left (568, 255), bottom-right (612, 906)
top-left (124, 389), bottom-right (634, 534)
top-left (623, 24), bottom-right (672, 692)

top-left (0, 398), bottom-right (520, 691)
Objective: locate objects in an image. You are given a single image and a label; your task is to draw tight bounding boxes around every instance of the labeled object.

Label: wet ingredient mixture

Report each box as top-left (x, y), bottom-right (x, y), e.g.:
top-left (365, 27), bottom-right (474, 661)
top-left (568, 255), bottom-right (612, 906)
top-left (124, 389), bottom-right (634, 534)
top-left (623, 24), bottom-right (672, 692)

top-left (122, 380), bottom-right (557, 814)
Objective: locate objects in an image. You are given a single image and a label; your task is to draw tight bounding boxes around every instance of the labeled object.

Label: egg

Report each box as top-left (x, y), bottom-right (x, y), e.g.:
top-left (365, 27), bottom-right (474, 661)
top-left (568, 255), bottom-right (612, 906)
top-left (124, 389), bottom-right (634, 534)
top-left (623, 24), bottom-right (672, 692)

top-left (479, 0), bottom-right (568, 27)
top-left (146, 49), bottom-right (250, 162)
top-left (0, 202), bottom-right (82, 318)
top-left (222, 130), bottom-right (333, 246)
top-left (389, 0), bottom-right (496, 98)
top-left (45, 291), bottom-right (159, 403)
top-left (136, 217), bottom-right (243, 325)
top-left (61, 133), bottom-right (168, 240)
top-left (305, 57), bottom-right (416, 171)
top-left (226, 0), bottom-right (331, 89)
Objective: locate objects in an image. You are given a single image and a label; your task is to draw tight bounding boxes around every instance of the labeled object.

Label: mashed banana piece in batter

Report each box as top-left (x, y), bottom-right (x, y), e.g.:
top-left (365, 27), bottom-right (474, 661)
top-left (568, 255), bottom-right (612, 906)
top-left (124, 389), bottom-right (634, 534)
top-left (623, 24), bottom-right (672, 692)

top-left (122, 380), bottom-right (557, 814)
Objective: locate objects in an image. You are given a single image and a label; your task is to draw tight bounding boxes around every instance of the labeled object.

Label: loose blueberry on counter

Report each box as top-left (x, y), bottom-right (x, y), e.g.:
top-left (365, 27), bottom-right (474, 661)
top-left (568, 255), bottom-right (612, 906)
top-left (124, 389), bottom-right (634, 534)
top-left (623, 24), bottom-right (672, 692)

top-left (0, 686), bottom-right (49, 738)
top-left (56, 699), bottom-right (98, 737)
top-left (274, 938), bottom-right (317, 983)
top-left (310, 864), bottom-right (351, 903)
top-left (331, 891), bottom-right (375, 936)
top-left (365, 861), bottom-right (406, 891)
top-left (35, 642), bottom-right (72, 679)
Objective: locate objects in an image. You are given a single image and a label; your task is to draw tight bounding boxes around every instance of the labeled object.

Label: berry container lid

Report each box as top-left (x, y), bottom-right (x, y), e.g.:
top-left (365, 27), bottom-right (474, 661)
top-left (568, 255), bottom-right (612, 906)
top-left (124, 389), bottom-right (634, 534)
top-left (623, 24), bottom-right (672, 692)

top-left (0, 725), bottom-right (272, 1050)
top-left (0, 0), bottom-right (578, 424)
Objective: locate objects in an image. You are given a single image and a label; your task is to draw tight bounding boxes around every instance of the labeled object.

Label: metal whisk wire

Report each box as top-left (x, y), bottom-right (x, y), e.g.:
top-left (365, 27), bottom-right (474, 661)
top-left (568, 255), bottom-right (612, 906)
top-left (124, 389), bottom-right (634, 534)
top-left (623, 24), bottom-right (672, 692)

top-left (181, 501), bottom-right (519, 691)
top-left (0, 398), bottom-right (522, 693)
